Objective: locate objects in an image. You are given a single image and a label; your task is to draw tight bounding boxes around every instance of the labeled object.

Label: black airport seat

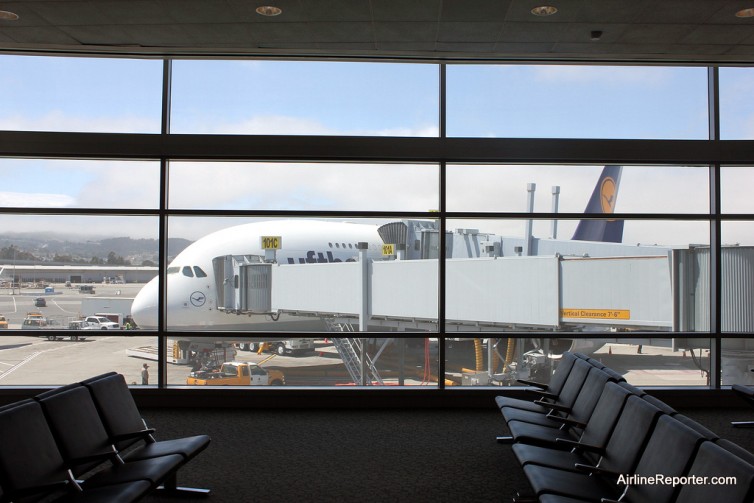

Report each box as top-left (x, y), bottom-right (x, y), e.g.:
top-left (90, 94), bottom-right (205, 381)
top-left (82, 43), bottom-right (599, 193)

top-left (673, 413), bottom-right (719, 441)
top-left (731, 384), bottom-right (754, 428)
top-left (716, 438), bottom-right (754, 466)
top-left (618, 380), bottom-right (646, 396)
top-left (503, 365), bottom-right (613, 430)
top-left (82, 372), bottom-right (211, 495)
top-left (641, 393), bottom-right (677, 415)
top-left (0, 399), bottom-right (151, 503)
top-left (511, 381), bottom-right (633, 467)
top-left (499, 357), bottom-right (592, 420)
top-left (35, 385), bottom-right (185, 491)
top-left (496, 352), bottom-right (579, 413)
top-left (607, 415), bottom-right (705, 503)
top-left (521, 396), bottom-right (662, 501)
top-left (674, 441), bottom-right (754, 503)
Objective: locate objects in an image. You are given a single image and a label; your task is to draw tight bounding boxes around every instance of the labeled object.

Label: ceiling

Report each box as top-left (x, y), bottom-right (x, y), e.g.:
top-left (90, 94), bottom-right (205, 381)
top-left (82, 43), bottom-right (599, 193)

top-left (0, 0), bottom-right (753, 63)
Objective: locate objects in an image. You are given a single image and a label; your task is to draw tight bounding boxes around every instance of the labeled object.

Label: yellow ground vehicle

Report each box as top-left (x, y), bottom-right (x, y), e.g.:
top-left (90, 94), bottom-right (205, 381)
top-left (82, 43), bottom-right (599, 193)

top-left (0, 315), bottom-right (7, 329)
top-left (186, 362), bottom-right (285, 386)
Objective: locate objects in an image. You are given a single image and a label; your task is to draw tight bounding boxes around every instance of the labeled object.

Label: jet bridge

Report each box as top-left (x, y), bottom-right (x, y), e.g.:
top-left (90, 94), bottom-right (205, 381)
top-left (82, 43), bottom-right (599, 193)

top-left (215, 253), bottom-right (676, 331)
top-left (215, 244), bottom-right (754, 334)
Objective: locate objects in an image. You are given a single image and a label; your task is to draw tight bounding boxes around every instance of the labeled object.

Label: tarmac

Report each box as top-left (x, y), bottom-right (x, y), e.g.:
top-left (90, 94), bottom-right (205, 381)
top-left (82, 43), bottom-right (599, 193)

top-left (0, 282), bottom-right (710, 387)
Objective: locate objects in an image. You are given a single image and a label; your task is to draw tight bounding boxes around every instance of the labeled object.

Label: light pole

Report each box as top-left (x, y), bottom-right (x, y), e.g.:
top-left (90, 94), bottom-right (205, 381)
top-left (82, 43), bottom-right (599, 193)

top-left (12, 246), bottom-right (17, 295)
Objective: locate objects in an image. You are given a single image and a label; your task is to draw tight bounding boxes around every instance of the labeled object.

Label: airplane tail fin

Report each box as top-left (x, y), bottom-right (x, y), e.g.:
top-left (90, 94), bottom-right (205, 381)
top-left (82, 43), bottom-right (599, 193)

top-left (571, 165), bottom-right (624, 243)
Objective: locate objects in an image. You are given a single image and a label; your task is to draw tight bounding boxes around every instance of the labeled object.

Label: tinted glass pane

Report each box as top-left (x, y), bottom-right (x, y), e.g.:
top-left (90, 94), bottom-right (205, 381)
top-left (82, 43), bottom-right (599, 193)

top-left (721, 222), bottom-right (754, 333)
top-left (0, 55), bottom-right (162, 133)
top-left (167, 337), bottom-right (436, 387)
top-left (0, 213), bottom-right (158, 318)
top-left (721, 166), bottom-right (754, 213)
top-left (447, 65), bottom-right (708, 139)
top-left (170, 60), bottom-right (438, 136)
top-left (0, 158), bottom-right (160, 209)
top-left (721, 338), bottom-right (754, 386)
top-left (447, 164), bottom-right (708, 214)
top-left (168, 161), bottom-right (438, 211)
top-left (0, 214), bottom-right (158, 385)
top-left (444, 218), bottom-right (709, 332)
top-left (444, 338), bottom-right (710, 387)
top-left (0, 334), bottom-right (158, 386)
top-left (720, 67), bottom-right (754, 140)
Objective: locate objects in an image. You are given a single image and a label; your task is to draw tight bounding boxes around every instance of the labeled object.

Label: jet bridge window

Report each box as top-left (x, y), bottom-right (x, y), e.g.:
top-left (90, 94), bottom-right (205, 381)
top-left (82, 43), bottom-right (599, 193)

top-left (182, 266), bottom-right (194, 277)
top-left (193, 266), bottom-right (207, 278)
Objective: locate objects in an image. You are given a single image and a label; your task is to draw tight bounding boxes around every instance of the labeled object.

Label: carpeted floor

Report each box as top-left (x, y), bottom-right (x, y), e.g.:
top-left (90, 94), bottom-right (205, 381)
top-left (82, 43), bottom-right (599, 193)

top-left (140, 406), bottom-right (754, 503)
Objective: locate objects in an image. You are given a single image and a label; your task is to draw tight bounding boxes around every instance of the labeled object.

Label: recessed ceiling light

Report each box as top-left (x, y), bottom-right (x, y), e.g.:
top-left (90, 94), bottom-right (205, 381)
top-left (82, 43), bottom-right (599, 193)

top-left (735, 8), bottom-right (754, 18)
top-left (531, 6), bottom-right (558, 17)
top-left (0, 10), bottom-right (19, 21)
top-left (256, 5), bottom-right (282, 17)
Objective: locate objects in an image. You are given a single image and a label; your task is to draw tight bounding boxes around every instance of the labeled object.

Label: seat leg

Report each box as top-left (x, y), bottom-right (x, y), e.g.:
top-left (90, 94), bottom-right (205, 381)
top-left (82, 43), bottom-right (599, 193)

top-left (731, 421), bottom-right (754, 428)
top-left (155, 486), bottom-right (212, 496)
top-left (156, 473), bottom-right (211, 497)
top-left (512, 489), bottom-right (537, 502)
top-left (496, 435), bottom-right (514, 444)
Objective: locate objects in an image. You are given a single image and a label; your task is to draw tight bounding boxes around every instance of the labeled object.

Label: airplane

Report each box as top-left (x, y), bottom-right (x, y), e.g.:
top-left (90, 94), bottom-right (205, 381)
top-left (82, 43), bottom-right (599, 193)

top-left (131, 219), bottom-right (385, 331)
top-left (130, 165), bottom-right (624, 333)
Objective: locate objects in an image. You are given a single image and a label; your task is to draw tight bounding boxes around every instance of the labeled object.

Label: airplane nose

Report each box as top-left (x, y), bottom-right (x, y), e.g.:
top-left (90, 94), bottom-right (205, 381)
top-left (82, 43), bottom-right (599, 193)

top-left (131, 277), bottom-right (159, 330)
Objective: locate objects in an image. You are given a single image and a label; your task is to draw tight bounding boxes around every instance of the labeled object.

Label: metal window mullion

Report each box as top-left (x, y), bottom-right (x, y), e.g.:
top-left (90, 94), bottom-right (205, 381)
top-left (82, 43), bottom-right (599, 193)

top-left (157, 58), bottom-right (172, 388)
top-left (708, 66), bottom-right (722, 389)
top-left (438, 64), bottom-right (447, 390)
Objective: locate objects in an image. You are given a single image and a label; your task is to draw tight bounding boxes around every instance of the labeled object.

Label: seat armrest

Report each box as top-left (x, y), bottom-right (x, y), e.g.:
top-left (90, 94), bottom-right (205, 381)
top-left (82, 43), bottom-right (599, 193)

top-left (545, 412), bottom-right (586, 429)
top-left (528, 389), bottom-right (557, 400)
top-left (67, 448), bottom-right (120, 466)
top-left (537, 401), bottom-right (570, 413)
top-left (111, 427), bottom-right (157, 443)
top-left (554, 438), bottom-right (605, 454)
top-left (574, 463), bottom-right (621, 478)
top-left (516, 379), bottom-right (548, 390)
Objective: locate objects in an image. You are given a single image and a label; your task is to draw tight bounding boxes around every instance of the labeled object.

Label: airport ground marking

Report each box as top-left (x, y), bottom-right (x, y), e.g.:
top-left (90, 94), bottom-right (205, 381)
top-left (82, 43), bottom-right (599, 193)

top-left (51, 299), bottom-right (78, 314)
top-left (0, 351), bottom-right (42, 381)
top-left (0, 338), bottom-right (95, 381)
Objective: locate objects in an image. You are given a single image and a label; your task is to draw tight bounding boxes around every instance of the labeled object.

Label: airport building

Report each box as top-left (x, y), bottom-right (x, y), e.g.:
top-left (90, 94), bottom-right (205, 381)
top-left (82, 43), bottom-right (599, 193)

top-left (0, 264), bottom-right (157, 285)
top-left (1, 2), bottom-right (754, 501)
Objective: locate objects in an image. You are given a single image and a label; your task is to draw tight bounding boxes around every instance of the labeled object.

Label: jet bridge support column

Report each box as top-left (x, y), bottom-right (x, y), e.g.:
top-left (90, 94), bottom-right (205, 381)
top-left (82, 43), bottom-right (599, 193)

top-left (550, 186), bottom-right (560, 239)
top-left (357, 242), bottom-right (369, 332)
top-left (524, 183), bottom-right (536, 256)
top-left (358, 242), bottom-right (370, 385)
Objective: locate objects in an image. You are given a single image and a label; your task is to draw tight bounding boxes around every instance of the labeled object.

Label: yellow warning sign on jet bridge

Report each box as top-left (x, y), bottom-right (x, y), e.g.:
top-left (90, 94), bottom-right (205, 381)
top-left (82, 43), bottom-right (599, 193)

top-left (382, 244), bottom-right (396, 256)
top-left (561, 309), bottom-right (630, 320)
top-left (261, 236), bottom-right (282, 250)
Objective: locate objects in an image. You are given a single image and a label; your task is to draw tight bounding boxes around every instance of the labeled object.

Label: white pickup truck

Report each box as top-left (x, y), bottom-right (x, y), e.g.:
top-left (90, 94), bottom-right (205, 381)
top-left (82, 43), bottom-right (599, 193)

top-left (83, 315), bottom-right (120, 330)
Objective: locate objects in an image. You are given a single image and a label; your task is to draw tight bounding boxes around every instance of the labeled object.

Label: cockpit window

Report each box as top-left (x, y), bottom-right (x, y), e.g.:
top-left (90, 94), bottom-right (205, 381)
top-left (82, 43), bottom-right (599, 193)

top-left (182, 266), bottom-right (194, 277)
top-left (193, 266), bottom-right (207, 278)
top-left (167, 266), bottom-right (180, 274)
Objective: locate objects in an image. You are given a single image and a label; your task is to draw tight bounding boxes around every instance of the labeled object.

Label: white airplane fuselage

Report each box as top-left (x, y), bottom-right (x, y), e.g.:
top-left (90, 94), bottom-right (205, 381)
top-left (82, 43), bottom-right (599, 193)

top-left (131, 220), bottom-right (383, 330)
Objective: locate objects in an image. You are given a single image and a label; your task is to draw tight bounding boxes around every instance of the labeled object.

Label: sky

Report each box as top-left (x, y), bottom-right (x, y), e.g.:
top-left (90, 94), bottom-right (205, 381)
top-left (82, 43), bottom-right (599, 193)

top-left (0, 56), bottom-right (752, 246)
